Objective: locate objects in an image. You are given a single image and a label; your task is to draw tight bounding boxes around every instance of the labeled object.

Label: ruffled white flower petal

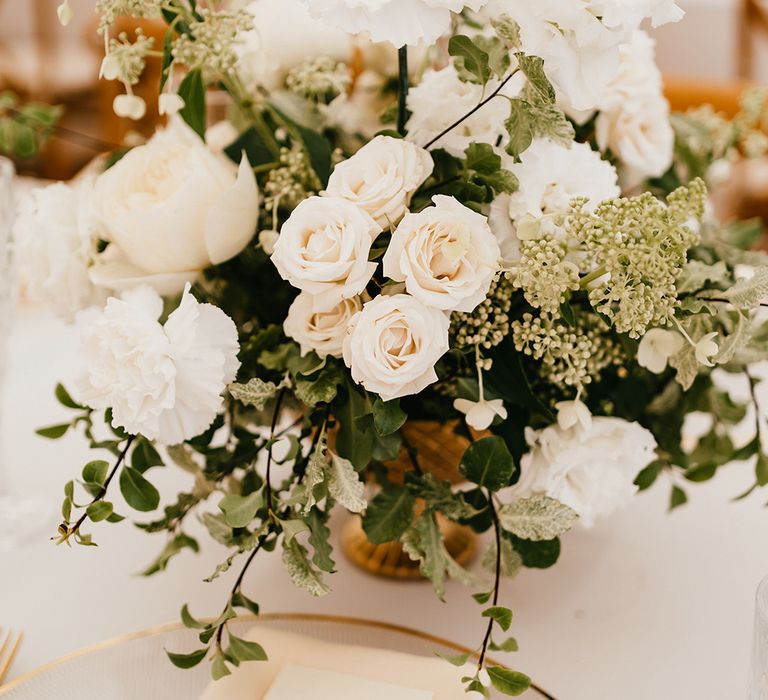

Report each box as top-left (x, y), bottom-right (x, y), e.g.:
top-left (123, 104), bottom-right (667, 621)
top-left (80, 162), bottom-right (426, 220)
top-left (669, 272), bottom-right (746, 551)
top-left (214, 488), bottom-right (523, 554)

top-left (637, 328), bottom-right (684, 374)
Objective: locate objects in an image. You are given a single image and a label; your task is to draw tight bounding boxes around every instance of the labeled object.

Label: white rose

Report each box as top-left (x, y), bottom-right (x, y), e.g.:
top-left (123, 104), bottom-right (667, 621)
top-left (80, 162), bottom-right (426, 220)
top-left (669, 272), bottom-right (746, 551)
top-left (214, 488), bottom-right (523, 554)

top-left (324, 135), bottom-right (433, 229)
top-left (78, 284), bottom-right (240, 445)
top-left (284, 292), bottom-right (362, 358)
top-left (301, 0), bottom-right (490, 47)
top-left (342, 293), bottom-right (449, 401)
top-left (406, 64), bottom-right (522, 157)
top-left (515, 416), bottom-right (658, 527)
top-left (14, 181), bottom-right (104, 321)
top-left (89, 119), bottom-right (259, 295)
top-left (383, 195), bottom-right (500, 312)
top-left (270, 195), bottom-right (379, 311)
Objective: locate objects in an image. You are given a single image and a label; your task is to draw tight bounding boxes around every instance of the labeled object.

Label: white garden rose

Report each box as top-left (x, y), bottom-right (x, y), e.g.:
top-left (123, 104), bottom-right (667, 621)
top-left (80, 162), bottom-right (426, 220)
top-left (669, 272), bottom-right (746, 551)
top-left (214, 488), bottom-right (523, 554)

top-left (78, 285), bottom-right (240, 445)
top-left (270, 196), bottom-right (379, 311)
top-left (515, 415), bottom-right (658, 527)
top-left (14, 181), bottom-right (103, 321)
top-left (342, 293), bottom-right (450, 401)
top-left (324, 136), bottom-right (433, 229)
top-left (406, 64), bottom-right (522, 157)
top-left (284, 292), bottom-right (362, 358)
top-left (383, 195), bottom-right (500, 312)
top-left (89, 119), bottom-right (259, 295)
top-left (301, 0), bottom-right (490, 47)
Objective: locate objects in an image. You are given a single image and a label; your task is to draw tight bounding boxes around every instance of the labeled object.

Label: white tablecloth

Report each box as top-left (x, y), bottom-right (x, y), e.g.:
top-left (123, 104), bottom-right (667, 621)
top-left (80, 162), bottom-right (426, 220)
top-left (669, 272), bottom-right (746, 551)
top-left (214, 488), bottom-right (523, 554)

top-left (1, 304), bottom-right (766, 700)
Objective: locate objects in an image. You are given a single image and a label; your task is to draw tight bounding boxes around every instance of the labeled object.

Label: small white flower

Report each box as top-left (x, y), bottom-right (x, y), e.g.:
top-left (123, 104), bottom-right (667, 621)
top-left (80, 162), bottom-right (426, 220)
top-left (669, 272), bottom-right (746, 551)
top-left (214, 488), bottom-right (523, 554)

top-left (324, 135), bottom-right (433, 229)
top-left (383, 195), bottom-right (500, 313)
top-left (271, 196), bottom-right (379, 312)
top-left (57, 0), bottom-right (73, 26)
top-left (694, 332), bottom-right (719, 367)
top-left (342, 293), bottom-right (449, 401)
top-left (453, 397), bottom-right (507, 431)
top-left (637, 328), bottom-right (684, 374)
top-left (112, 94), bottom-right (147, 120)
top-left (100, 55), bottom-right (121, 81)
top-left (284, 292), bottom-right (362, 359)
top-left (159, 93), bottom-right (185, 116)
top-left (78, 285), bottom-right (240, 445)
top-left (555, 399), bottom-right (592, 432)
top-left (258, 229), bottom-right (280, 255)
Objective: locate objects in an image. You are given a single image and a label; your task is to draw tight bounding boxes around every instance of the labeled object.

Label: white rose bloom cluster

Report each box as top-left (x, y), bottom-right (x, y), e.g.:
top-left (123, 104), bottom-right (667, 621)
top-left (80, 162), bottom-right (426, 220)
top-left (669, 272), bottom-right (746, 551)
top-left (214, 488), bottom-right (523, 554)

top-left (90, 120), bottom-right (260, 295)
top-left (514, 402), bottom-right (658, 527)
top-left (78, 285), bottom-right (240, 445)
top-left (301, 0), bottom-right (490, 47)
top-left (594, 31), bottom-right (675, 181)
top-left (484, 0), bottom-right (683, 113)
top-left (14, 181), bottom-right (103, 321)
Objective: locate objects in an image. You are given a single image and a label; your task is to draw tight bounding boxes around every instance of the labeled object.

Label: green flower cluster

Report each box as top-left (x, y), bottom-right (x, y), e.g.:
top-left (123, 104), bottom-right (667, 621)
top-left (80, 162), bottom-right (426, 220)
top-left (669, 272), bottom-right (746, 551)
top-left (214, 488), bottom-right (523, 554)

top-left (451, 275), bottom-right (514, 350)
top-left (286, 57), bottom-right (351, 102)
top-left (264, 146), bottom-right (322, 212)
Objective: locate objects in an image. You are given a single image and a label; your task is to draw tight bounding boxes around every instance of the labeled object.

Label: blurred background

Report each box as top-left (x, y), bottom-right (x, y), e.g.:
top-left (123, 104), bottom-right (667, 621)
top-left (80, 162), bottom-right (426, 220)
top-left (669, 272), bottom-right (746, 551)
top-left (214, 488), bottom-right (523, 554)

top-left (1, 0), bottom-right (767, 215)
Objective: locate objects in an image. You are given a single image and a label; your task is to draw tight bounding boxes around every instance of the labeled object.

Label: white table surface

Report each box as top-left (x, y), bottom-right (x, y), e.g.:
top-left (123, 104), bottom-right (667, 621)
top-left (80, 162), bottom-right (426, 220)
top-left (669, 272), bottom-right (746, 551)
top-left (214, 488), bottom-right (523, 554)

top-left (1, 303), bottom-right (767, 700)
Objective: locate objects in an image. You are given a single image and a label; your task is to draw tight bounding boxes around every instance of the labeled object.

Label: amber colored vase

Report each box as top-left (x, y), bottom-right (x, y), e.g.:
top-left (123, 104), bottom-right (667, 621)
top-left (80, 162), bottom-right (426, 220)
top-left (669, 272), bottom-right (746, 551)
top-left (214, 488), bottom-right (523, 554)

top-left (340, 420), bottom-right (478, 579)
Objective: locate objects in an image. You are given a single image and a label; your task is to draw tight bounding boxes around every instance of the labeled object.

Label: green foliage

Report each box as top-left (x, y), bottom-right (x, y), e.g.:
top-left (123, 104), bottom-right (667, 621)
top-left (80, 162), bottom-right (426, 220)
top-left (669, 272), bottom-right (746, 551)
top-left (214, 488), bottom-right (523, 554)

top-left (362, 485), bottom-right (415, 544)
top-left (178, 69), bottom-right (207, 139)
top-left (229, 378), bottom-right (279, 410)
top-left (0, 91), bottom-right (62, 159)
top-left (269, 103), bottom-right (333, 186)
top-left (219, 491), bottom-right (264, 528)
top-left (119, 467), bottom-right (160, 512)
top-left (482, 605), bottom-right (513, 632)
top-left (282, 537), bottom-right (330, 597)
top-left (506, 533), bottom-right (561, 569)
top-left (460, 437), bottom-right (516, 492)
top-left (487, 666), bottom-right (531, 696)
top-left (141, 533), bottom-right (199, 576)
top-left (449, 35), bottom-right (492, 85)
top-left (497, 497), bottom-right (578, 541)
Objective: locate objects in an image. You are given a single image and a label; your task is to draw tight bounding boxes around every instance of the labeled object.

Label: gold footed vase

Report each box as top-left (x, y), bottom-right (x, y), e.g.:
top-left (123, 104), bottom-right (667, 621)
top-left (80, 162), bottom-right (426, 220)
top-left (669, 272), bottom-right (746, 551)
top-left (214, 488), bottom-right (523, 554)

top-left (340, 421), bottom-right (478, 579)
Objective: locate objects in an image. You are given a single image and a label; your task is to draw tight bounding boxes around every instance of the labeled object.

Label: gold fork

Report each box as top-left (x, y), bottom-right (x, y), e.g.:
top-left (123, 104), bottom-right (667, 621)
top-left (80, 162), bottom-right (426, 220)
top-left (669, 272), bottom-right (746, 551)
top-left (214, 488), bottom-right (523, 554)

top-left (0, 628), bottom-right (23, 686)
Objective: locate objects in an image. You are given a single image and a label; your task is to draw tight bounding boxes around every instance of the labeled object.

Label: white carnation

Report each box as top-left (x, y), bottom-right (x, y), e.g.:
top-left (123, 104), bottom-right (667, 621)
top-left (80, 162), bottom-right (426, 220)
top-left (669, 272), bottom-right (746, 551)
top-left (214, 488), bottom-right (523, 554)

top-left (284, 292), bottom-right (362, 358)
top-left (78, 285), bottom-right (240, 445)
top-left (342, 293), bottom-right (449, 401)
top-left (301, 0), bottom-right (490, 47)
top-left (515, 415), bottom-right (658, 527)
top-left (14, 181), bottom-right (103, 321)
top-left (270, 196), bottom-right (379, 311)
top-left (383, 195), bottom-right (500, 312)
top-left (406, 64), bottom-right (522, 157)
top-left (90, 119), bottom-right (259, 296)
top-left (324, 135), bottom-right (433, 228)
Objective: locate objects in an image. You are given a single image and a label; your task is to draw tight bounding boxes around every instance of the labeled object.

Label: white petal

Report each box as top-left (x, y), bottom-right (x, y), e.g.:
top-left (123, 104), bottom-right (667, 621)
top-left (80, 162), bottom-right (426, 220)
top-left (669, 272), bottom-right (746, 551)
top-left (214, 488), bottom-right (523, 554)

top-left (113, 94), bottom-right (146, 120)
top-left (90, 259), bottom-right (198, 296)
top-left (159, 93), bottom-right (186, 116)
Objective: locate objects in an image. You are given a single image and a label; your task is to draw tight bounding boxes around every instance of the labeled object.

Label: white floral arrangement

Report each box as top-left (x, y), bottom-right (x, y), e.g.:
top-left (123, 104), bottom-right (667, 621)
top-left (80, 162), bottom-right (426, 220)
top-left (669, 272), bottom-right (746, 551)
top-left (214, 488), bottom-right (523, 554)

top-left (18, 0), bottom-right (768, 694)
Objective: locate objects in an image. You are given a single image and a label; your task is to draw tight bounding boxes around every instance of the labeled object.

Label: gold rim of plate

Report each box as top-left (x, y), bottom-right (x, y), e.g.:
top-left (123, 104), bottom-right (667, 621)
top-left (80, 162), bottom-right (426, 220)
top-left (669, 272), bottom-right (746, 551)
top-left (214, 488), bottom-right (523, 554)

top-left (0, 613), bottom-right (556, 699)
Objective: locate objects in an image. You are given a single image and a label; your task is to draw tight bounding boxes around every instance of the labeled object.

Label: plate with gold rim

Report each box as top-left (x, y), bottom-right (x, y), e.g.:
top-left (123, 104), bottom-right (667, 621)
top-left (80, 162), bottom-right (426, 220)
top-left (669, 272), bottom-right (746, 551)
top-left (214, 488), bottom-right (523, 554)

top-left (0, 613), bottom-right (556, 699)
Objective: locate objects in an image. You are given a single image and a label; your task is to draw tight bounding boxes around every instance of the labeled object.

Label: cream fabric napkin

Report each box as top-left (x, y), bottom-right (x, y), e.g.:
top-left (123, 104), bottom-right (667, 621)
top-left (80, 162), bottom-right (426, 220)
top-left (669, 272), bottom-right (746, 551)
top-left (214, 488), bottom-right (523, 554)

top-left (199, 627), bottom-right (472, 700)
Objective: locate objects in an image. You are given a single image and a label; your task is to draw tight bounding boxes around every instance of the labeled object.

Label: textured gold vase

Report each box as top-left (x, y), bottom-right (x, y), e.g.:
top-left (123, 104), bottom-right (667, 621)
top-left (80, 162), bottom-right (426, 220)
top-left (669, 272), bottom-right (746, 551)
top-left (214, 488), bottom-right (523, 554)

top-left (340, 421), bottom-right (478, 579)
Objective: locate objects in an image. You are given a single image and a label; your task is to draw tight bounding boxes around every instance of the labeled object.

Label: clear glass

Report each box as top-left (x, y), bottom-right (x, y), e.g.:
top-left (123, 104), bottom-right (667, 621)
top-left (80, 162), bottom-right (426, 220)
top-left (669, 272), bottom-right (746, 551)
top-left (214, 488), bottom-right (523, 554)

top-left (749, 575), bottom-right (768, 698)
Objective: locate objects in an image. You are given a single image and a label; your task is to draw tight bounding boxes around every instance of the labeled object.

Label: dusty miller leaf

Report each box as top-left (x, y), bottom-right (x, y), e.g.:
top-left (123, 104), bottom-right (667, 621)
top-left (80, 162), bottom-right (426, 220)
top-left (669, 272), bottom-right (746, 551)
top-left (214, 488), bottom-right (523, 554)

top-left (303, 432), bottom-right (329, 514)
top-left (281, 538), bottom-right (330, 597)
top-left (716, 312), bottom-right (752, 364)
top-left (497, 496), bottom-right (578, 541)
top-left (677, 260), bottom-right (730, 294)
top-left (327, 453), bottom-right (367, 513)
top-left (700, 266), bottom-right (768, 309)
top-left (229, 378), bottom-right (278, 410)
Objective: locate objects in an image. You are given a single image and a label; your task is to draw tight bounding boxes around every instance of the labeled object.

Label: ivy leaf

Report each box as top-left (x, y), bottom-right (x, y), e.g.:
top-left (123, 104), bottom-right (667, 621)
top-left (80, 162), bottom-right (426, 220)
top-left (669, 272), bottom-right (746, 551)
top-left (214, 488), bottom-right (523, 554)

top-left (473, 590), bottom-right (492, 604)
top-left (487, 666), bottom-right (531, 696)
top-left (218, 491), bottom-right (263, 528)
top-left (119, 467), bottom-right (160, 512)
top-left (497, 496), bottom-right (578, 541)
top-left (229, 378), bottom-right (278, 410)
top-left (507, 533), bottom-right (560, 569)
top-left (281, 538), bottom-right (330, 597)
top-left (372, 398), bottom-right (407, 436)
top-left (166, 648), bottom-right (208, 670)
top-left (482, 606), bottom-right (513, 632)
top-left (294, 365), bottom-right (340, 405)
top-left (449, 35), bottom-right (491, 85)
top-left (177, 68), bottom-right (206, 139)
top-left (327, 453), bottom-right (367, 513)
top-left (459, 436), bottom-right (515, 492)
top-left (227, 634), bottom-right (268, 662)
top-left (504, 99), bottom-right (534, 158)
top-left (515, 53), bottom-right (555, 103)
top-left (362, 485), bottom-right (415, 544)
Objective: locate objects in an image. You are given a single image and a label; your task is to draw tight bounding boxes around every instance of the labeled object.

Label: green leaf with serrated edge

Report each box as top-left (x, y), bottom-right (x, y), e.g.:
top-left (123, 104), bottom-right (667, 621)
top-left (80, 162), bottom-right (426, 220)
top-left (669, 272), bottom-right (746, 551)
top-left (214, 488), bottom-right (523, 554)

top-left (448, 35), bottom-right (491, 85)
top-left (218, 491), bottom-right (263, 528)
top-left (229, 378), bottom-right (278, 410)
top-left (497, 496), bottom-right (578, 541)
top-left (487, 666), bottom-right (531, 696)
top-left (232, 592), bottom-right (260, 615)
top-left (372, 398), bottom-right (407, 436)
top-left (36, 423), bottom-right (69, 439)
top-left (307, 508), bottom-right (335, 573)
top-left (282, 538), bottom-right (330, 596)
top-left (490, 637), bottom-right (519, 653)
top-left (473, 591), bottom-right (492, 604)
top-left (178, 68), bottom-right (206, 139)
top-left (460, 436), bottom-right (515, 492)
top-left (435, 651), bottom-right (471, 667)
top-left (227, 634), bottom-right (268, 662)
top-left (482, 606), bottom-right (513, 632)
top-left (82, 460), bottom-right (109, 486)
top-left (669, 485), bottom-right (688, 511)
top-left (119, 467), bottom-right (160, 512)
top-left (362, 485), bottom-right (415, 544)
top-left (505, 99), bottom-right (534, 158)
top-left (181, 604), bottom-right (207, 630)
top-left (166, 648), bottom-right (208, 670)
top-left (327, 453), bottom-right (366, 513)
top-left (55, 383), bottom-right (82, 409)
top-left (86, 501), bottom-right (113, 522)
top-left (515, 53), bottom-right (555, 103)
